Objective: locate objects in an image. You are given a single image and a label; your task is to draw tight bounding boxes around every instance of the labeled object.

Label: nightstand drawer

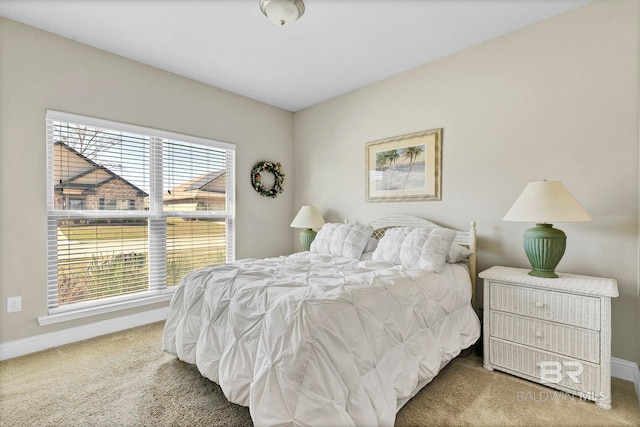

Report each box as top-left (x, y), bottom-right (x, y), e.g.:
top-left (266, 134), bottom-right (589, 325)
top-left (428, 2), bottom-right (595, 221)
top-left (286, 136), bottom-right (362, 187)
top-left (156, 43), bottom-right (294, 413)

top-left (490, 311), bottom-right (600, 363)
top-left (489, 338), bottom-right (601, 396)
top-left (489, 282), bottom-right (600, 330)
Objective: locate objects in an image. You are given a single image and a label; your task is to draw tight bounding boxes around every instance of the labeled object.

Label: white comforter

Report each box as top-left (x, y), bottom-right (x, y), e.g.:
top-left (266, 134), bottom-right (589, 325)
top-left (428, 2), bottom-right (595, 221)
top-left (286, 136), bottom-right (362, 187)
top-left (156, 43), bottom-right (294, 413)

top-left (162, 252), bottom-right (480, 427)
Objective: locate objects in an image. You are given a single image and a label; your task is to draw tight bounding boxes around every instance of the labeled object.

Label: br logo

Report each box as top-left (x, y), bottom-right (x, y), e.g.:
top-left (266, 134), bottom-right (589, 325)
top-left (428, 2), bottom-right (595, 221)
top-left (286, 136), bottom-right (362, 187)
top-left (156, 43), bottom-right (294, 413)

top-left (539, 361), bottom-right (584, 384)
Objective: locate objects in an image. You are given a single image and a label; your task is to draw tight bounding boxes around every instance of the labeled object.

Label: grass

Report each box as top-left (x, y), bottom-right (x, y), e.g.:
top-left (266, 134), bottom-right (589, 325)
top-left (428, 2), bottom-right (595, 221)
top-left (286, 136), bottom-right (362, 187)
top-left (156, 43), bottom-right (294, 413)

top-left (59, 218), bottom-right (225, 241)
top-left (166, 248), bottom-right (226, 286)
top-left (56, 218), bottom-right (228, 305)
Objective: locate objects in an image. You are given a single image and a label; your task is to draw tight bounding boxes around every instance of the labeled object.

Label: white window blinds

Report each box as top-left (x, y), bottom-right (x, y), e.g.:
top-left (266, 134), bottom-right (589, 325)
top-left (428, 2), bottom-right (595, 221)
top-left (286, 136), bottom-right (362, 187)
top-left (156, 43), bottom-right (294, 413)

top-left (46, 111), bottom-right (235, 313)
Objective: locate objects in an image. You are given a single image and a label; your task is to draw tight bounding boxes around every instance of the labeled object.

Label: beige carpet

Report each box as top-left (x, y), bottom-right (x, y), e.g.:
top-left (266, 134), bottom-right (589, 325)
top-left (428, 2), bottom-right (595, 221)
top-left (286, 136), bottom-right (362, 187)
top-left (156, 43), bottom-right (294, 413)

top-left (1, 322), bottom-right (638, 426)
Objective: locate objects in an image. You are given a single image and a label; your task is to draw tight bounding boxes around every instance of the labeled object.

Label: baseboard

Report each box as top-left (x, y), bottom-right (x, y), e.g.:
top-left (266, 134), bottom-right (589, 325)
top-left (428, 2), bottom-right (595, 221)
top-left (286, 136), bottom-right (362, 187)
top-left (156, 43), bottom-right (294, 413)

top-left (611, 357), bottom-right (640, 407)
top-left (0, 306), bottom-right (170, 361)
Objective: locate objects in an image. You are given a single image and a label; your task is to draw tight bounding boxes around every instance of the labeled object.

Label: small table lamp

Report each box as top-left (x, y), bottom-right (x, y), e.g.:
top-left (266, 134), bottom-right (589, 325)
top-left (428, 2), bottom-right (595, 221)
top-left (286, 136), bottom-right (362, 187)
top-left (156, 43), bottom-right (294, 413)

top-left (503, 180), bottom-right (591, 278)
top-left (290, 205), bottom-right (325, 251)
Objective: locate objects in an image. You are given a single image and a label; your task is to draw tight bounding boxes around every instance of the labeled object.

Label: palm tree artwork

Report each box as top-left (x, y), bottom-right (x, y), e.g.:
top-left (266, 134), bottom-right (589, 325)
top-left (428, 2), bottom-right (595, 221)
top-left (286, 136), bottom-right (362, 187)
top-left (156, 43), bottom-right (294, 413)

top-left (375, 145), bottom-right (425, 191)
top-left (399, 145), bottom-right (424, 189)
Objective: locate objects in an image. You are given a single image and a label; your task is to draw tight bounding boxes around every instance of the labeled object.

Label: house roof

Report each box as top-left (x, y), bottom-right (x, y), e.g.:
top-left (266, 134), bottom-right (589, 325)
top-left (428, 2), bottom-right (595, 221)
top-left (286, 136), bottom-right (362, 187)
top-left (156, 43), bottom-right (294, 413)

top-left (184, 171), bottom-right (226, 192)
top-left (166, 170), bottom-right (226, 203)
top-left (54, 141), bottom-right (148, 197)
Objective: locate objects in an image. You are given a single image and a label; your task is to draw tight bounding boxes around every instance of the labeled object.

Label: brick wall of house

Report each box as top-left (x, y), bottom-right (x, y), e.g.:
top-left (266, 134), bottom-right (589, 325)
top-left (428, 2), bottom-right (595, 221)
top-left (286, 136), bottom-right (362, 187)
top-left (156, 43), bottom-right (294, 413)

top-left (55, 178), bottom-right (147, 211)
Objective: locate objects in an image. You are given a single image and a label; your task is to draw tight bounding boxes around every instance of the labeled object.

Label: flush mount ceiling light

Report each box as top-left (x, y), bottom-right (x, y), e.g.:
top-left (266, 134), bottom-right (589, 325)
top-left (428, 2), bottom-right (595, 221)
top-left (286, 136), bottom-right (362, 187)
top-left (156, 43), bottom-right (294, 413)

top-left (260, 0), bottom-right (305, 27)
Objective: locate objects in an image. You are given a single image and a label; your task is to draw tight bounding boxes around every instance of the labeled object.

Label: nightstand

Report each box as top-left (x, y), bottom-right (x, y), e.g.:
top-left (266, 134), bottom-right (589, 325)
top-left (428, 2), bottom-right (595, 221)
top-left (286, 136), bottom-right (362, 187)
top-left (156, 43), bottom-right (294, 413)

top-left (479, 266), bottom-right (618, 409)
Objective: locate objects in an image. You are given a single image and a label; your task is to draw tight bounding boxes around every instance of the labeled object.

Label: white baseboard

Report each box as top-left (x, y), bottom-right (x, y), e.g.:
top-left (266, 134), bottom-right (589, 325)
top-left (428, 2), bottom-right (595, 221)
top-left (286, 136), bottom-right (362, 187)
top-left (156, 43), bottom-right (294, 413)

top-left (0, 306), bottom-right (170, 361)
top-left (611, 357), bottom-right (640, 407)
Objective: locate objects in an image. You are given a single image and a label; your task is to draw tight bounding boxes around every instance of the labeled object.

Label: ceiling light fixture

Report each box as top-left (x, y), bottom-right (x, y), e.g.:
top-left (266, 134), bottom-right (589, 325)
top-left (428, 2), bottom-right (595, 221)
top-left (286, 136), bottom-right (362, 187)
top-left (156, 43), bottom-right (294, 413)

top-left (260, 0), bottom-right (305, 27)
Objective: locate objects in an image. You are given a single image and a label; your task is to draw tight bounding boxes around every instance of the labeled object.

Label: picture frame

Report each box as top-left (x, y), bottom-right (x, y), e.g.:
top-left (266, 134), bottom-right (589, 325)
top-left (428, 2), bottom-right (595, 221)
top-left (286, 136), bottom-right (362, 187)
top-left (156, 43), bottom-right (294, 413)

top-left (365, 128), bottom-right (442, 202)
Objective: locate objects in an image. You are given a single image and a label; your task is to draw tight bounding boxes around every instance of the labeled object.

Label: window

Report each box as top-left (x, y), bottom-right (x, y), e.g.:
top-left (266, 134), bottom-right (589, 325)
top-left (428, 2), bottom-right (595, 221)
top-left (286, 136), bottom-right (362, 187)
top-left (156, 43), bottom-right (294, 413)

top-left (46, 111), bottom-right (235, 317)
top-left (68, 197), bottom-right (84, 210)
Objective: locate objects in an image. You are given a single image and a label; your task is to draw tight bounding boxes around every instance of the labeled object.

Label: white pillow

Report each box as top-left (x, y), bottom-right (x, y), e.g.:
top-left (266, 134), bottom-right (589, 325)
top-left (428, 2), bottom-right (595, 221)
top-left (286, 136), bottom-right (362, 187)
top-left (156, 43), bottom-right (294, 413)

top-left (359, 250), bottom-right (374, 261)
top-left (371, 227), bottom-right (413, 264)
top-left (399, 227), bottom-right (456, 273)
top-left (310, 223), bottom-right (373, 259)
top-left (447, 244), bottom-right (473, 263)
top-left (364, 237), bottom-right (378, 253)
top-left (310, 223), bottom-right (338, 254)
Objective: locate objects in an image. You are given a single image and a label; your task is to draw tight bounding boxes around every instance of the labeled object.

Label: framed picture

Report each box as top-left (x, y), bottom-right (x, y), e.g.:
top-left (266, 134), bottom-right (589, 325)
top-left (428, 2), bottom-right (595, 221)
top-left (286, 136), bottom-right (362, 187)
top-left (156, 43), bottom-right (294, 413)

top-left (365, 128), bottom-right (442, 202)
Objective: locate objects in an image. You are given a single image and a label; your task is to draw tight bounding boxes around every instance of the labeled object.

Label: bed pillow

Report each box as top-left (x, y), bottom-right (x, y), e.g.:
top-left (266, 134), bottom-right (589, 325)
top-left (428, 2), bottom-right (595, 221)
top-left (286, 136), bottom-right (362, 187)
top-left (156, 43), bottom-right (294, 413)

top-left (329, 224), bottom-right (374, 259)
top-left (359, 250), bottom-right (374, 261)
top-left (310, 223), bottom-right (338, 254)
top-left (364, 237), bottom-right (378, 253)
top-left (371, 227), bottom-right (413, 264)
top-left (310, 223), bottom-right (373, 259)
top-left (447, 244), bottom-right (473, 264)
top-left (399, 227), bottom-right (457, 273)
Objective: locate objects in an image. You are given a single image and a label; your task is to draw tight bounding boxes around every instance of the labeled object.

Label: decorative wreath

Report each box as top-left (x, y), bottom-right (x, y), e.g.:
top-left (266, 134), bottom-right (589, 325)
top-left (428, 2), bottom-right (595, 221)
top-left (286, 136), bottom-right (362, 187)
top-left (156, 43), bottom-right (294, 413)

top-left (251, 161), bottom-right (285, 198)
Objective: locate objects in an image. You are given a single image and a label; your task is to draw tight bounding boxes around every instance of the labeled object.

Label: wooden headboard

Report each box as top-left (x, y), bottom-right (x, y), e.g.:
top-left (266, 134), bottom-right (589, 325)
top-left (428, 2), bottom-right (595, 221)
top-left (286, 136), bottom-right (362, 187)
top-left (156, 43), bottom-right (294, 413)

top-left (367, 215), bottom-right (477, 306)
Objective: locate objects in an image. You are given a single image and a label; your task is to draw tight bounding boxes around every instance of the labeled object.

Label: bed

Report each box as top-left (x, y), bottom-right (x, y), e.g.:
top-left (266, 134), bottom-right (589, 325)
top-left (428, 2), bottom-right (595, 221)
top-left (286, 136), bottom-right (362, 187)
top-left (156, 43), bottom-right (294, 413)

top-left (162, 215), bottom-right (480, 426)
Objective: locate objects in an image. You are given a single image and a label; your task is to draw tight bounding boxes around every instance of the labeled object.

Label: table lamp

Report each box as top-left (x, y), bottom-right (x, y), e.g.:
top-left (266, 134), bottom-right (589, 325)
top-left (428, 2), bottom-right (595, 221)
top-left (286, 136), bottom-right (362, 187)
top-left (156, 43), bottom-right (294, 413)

top-left (503, 180), bottom-right (591, 278)
top-left (290, 205), bottom-right (325, 251)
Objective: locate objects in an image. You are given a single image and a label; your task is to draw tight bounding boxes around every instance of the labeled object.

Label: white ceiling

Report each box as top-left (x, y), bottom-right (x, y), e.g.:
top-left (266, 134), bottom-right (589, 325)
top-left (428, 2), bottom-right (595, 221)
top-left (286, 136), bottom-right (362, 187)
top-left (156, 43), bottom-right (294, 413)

top-left (0, 0), bottom-right (591, 112)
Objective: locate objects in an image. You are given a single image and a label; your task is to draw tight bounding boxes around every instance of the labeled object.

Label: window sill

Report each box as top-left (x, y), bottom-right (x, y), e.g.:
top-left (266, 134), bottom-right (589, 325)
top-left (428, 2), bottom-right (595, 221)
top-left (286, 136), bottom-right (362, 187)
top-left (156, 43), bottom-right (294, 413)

top-left (37, 291), bottom-right (175, 326)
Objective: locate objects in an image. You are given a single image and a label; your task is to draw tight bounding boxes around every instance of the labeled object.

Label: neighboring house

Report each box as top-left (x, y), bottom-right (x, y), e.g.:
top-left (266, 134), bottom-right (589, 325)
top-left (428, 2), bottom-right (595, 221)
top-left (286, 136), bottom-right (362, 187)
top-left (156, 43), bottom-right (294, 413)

top-left (164, 170), bottom-right (227, 212)
top-left (53, 141), bottom-right (148, 211)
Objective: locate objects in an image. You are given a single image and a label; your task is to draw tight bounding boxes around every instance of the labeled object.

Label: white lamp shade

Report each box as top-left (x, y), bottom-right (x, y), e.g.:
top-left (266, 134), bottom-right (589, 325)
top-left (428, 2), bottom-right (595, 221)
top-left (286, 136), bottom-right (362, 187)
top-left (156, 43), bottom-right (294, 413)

top-left (503, 180), bottom-right (591, 223)
top-left (260, 0), bottom-right (305, 26)
top-left (290, 205), bottom-right (325, 229)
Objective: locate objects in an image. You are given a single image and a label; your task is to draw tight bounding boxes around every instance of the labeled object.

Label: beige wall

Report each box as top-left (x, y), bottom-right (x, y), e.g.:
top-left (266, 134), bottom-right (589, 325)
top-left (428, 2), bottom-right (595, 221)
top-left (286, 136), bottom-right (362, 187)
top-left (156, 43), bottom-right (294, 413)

top-left (0, 18), bottom-right (294, 342)
top-left (293, 0), bottom-right (640, 364)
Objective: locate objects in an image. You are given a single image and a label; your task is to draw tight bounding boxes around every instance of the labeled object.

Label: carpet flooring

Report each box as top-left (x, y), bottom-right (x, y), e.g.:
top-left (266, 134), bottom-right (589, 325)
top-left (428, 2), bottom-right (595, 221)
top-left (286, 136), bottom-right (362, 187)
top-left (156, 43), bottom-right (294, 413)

top-left (1, 322), bottom-right (638, 426)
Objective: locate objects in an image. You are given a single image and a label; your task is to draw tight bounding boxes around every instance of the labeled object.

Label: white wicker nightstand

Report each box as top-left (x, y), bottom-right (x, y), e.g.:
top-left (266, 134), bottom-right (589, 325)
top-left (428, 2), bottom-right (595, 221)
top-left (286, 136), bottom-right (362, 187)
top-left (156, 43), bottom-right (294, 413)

top-left (479, 266), bottom-right (619, 410)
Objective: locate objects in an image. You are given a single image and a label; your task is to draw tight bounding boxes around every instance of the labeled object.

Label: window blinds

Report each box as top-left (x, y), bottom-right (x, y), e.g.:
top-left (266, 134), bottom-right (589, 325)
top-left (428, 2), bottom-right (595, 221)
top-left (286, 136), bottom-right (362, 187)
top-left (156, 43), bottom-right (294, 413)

top-left (46, 111), bottom-right (235, 312)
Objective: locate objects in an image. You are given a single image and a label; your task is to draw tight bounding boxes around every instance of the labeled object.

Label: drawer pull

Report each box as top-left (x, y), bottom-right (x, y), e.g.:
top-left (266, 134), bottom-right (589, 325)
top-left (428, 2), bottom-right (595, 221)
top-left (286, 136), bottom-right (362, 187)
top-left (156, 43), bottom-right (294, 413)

top-left (534, 331), bottom-right (543, 338)
top-left (535, 362), bottom-right (541, 369)
top-left (535, 301), bottom-right (544, 308)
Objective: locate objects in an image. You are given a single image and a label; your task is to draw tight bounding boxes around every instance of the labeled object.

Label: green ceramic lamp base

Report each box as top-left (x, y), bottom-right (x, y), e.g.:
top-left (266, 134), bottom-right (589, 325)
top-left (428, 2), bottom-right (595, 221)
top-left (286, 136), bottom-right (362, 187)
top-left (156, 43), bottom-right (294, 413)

top-left (299, 228), bottom-right (317, 251)
top-left (523, 223), bottom-right (566, 278)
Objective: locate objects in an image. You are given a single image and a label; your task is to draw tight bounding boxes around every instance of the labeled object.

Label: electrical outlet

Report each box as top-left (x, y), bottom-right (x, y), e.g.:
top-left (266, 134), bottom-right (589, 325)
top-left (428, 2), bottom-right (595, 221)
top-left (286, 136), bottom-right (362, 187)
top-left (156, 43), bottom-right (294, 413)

top-left (7, 296), bottom-right (21, 313)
